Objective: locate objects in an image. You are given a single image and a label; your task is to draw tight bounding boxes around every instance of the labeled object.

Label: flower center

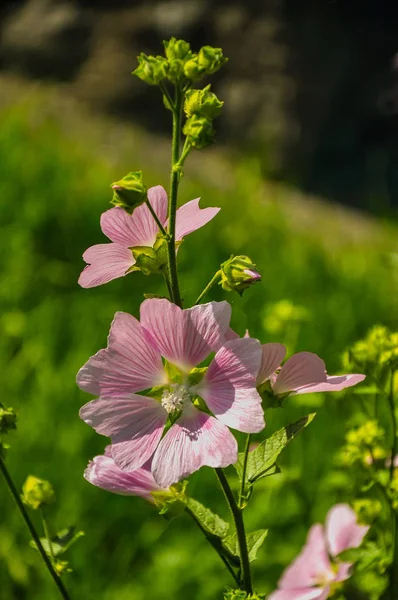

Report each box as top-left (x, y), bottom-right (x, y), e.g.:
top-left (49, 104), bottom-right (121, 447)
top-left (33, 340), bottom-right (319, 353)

top-left (161, 384), bottom-right (191, 414)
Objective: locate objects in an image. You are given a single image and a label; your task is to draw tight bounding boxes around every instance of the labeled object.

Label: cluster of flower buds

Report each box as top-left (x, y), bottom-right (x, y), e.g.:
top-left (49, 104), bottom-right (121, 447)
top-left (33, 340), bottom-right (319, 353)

top-left (339, 420), bottom-right (386, 467)
top-left (183, 85), bottom-right (223, 148)
top-left (220, 255), bottom-right (261, 295)
top-left (22, 475), bottom-right (56, 510)
top-left (111, 170), bottom-right (147, 213)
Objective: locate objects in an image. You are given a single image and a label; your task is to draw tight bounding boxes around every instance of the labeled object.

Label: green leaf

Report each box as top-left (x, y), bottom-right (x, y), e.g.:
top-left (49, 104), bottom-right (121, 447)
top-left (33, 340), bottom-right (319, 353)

top-left (236, 414), bottom-right (315, 484)
top-left (224, 529), bottom-right (268, 563)
top-left (30, 526), bottom-right (84, 557)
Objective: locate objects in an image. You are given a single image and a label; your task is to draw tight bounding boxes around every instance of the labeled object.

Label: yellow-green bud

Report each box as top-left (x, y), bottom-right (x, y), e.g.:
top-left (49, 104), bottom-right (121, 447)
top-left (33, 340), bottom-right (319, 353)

top-left (131, 235), bottom-right (171, 276)
top-left (183, 55), bottom-right (206, 81)
top-left (184, 85), bottom-right (223, 119)
top-left (133, 54), bottom-right (168, 86)
top-left (22, 475), bottom-right (56, 510)
top-left (198, 45), bottom-right (228, 75)
top-left (0, 405), bottom-right (17, 435)
top-left (163, 37), bottom-right (192, 62)
top-left (111, 171), bottom-right (147, 213)
top-left (220, 255), bottom-right (261, 295)
top-left (183, 115), bottom-right (214, 149)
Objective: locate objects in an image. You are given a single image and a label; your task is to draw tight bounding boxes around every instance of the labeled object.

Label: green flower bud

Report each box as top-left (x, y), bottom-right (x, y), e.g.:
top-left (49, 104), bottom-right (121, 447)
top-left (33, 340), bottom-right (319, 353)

top-left (183, 115), bottom-right (214, 149)
top-left (184, 85), bottom-right (223, 119)
top-left (131, 235), bottom-right (171, 276)
top-left (183, 55), bottom-right (206, 81)
top-left (132, 53), bottom-right (168, 86)
top-left (111, 171), bottom-right (147, 213)
top-left (152, 480), bottom-right (187, 520)
top-left (163, 37), bottom-right (192, 62)
top-left (166, 59), bottom-right (185, 84)
top-left (22, 475), bottom-right (56, 510)
top-left (198, 45), bottom-right (228, 75)
top-left (0, 405), bottom-right (17, 435)
top-left (220, 255), bottom-right (261, 295)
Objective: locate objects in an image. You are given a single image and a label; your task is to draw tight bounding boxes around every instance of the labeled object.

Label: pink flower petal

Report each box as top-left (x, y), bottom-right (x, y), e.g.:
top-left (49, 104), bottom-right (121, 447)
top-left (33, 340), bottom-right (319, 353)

top-left (78, 243), bottom-right (134, 288)
top-left (84, 453), bottom-right (165, 500)
top-left (257, 343), bottom-right (287, 385)
top-left (125, 185), bottom-right (168, 247)
top-left (195, 338), bottom-right (264, 433)
top-left (152, 404), bottom-right (237, 487)
top-left (325, 503), bottom-right (369, 557)
top-left (294, 374), bottom-right (366, 395)
top-left (279, 525), bottom-right (333, 590)
top-left (272, 352), bottom-right (327, 396)
top-left (80, 395), bottom-right (167, 471)
top-left (140, 299), bottom-right (231, 371)
top-left (100, 207), bottom-right (141, 245)
top-left (335, 562), bottom-right (353, 582)
top-left (268, 589), bottom-right (327, 600)
top-left (167, 198), bottom-right (220, 241)
top-left (77, 312), bottom-right (167, 396)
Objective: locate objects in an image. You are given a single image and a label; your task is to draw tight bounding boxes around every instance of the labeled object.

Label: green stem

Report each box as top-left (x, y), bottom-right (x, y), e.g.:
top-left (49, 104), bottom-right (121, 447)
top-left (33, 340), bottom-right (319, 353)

top-left (388, 369), bottom-right (397, 483)
top-left (195, 271), bottom-right (221, 305)
top-left (0, 456), bottom-right (71, 600)
top-left (40, 508), bottom-right (56, 564)
top-left (238, 434), bottom-right (251, 509)
top-left (159, 82), bottom-right (175, 112)
top-left (166, 87), bottom-right (183, 307)
top-left (215, 468), bottom-right (253, 593)
top-left (145, 197), bottom-right (168, 237)
top-left (185, 507), bottom-right (240, 586)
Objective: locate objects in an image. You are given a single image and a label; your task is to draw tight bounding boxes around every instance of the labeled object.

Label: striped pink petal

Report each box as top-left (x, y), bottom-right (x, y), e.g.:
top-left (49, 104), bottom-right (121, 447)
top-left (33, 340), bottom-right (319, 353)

top-left (168, 198), bottom-right (220, 241)
top-left (268, 589), bottom-right (328, 600)
top-left (272, 352), bottom-right (327, 396)
top-left (294, 374), bottom-right (366, 395)
top-left (78, 243), bottom-right (134, 288)
top-left (127, 185), bottom-right (168, 246)
top-left (257, 343), bottom-right (287, 385)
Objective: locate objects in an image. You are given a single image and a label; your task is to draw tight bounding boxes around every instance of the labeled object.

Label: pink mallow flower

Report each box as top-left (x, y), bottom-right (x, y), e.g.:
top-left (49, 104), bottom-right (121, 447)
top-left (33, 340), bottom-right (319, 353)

top-left (257, 344), bottom-right (365, 396)
top-left (269, 504), bottom-right (369, 600)
top-left (78, 185), bottom-right (219, 288)
top-left (77, 299), bottom-right (264, 487)
top-left (84, 446), bottom-right (166, 502)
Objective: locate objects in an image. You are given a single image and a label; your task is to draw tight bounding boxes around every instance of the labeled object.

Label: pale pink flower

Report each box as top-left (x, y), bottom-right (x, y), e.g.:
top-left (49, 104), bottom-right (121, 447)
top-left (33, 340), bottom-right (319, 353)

top-left (269, 504), bottom-right (369, 600)
top-left (78, 185), bottom-right (220, 288)
top-left (257, 345), bottom-right (365, 396)
top-left (84, 447), bottom-right (166, 502)
top-left (77, 299), bottom-right (264, 487)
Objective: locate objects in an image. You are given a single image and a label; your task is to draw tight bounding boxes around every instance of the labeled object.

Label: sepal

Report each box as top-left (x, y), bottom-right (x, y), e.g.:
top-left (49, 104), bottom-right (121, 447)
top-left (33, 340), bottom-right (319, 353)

top-left (132, 54), bottom-right (168, 85)
top-left (111, 171), bottom-right (147, 212)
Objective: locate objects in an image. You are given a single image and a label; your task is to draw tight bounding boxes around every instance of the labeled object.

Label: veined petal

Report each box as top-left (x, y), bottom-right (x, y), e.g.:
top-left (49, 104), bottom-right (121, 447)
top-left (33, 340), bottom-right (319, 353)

top-left (80, 395), bottom-right (167, 471)
top-left (325, 504), bottom-right (369, 557)
top-left (84, 453), bottom-right (165, 501)
top-left (100, 207), bottom-right (140, 245)
top-left (294, 374), bottom-right (366, 395)
top-left (170, 198), bottom-right (220, 241)
top-left (257, 343), bottom-right (287, 385)
top-left (268, 589), bottom-right (327, 600)
top-left (195, 338), bottom-right (264, 433)
top-left (77, 311), bottom-right (167, 396)
top-left (128, 185), bottom-right (168, 247)
top-left (152, 404), bottom-right (237, 487)
top-left (272, 352), bottom-right (327, 396)
top-left (78, 243), bottom-right (134, 288)
top-left (335, 562), bottom-right (352, 583)
top-left (279, 525), bottom-right (333, 590)
top-left (140, 299), bottom-right (231, 371)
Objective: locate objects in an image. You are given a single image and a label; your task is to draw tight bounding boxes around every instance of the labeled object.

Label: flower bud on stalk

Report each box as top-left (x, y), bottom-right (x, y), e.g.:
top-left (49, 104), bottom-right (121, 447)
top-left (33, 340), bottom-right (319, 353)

top-left (133, 54), bottom-right (168, 85)
top-left (198, 46), bottom-right (228, 75)
top-left (22, 475), bottom-right (56, 510)
top-left (220, 255), bottom-right (261, 295)
top-left (111, 171), bottom-right (147, 213)
top-left (184, 85), bottom-right (223, 119)
top-left (183, 115), bottom-right (215, 149)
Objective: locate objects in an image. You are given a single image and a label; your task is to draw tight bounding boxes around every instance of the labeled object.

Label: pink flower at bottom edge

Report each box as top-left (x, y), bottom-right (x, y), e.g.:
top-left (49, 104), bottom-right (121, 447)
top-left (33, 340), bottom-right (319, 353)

top-left (78, 185), bottom-right (220, 288)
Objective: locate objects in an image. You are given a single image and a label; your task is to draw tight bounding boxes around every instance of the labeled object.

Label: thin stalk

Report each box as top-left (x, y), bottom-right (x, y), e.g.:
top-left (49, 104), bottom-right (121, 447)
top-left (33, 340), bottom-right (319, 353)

top-left (195, 271), bottom-right (221, 305)
top-left (215, 468), bottom-right (253, 594)
top-left (238, 434), bottom-right (251, 509)
top-left (388, 369), bottom-right (397, 483)
top-left (145, 197), bottom-right (168, 237)
top-left (161, 267), bottom-right (173, 300)
top-left (40, 508), bottom-right (56, 564)
top-left (166, 87), bottom-right (183, 307)
top-left (0, 456), bottom-right (71, 600)
top-left (185, 507), bottom-right (240, 586)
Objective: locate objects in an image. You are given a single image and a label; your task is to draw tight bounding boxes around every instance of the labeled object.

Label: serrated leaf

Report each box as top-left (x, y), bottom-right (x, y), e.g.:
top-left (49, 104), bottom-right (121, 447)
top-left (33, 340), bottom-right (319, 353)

top-left (236, 414), bottom-right (315, 484)
top-left (224, 529), bottom-right (268, 563)
top-left (30, 527), bottom-right (84, 557)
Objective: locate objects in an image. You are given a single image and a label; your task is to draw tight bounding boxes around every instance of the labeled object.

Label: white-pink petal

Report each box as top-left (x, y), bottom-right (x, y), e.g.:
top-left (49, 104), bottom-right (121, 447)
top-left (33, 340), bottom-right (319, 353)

top-left (78, 243), bottom-right (134, 288)
top-left (268, 589), bottom-right (327, 600)
top-left (100, 207), bottom-right (141, 245)
top-left (84, 453), bottom-right (165, 500)
top-left (294, 374), bottom-right (366, 395)
top-left (272, 352), bottom-right (327, 396)
top-left (140, 299), bottom-right (231, 371)
top-left (76, 312), bottom-right (167, 396)
top-left (196, 338), bottom-right (264, 433)
top-left (325, 504), bottom-right (369, 557)
top-left (152, 404), bottom-right (237, 487)
top-left (79, 395), bottom-right (167, 471)
top-left (257, 343), bottom-right (287, 385)
top-left (128, 185), bottom-right (169, 247)
top-left (169, 198), bottom-right (220, 241)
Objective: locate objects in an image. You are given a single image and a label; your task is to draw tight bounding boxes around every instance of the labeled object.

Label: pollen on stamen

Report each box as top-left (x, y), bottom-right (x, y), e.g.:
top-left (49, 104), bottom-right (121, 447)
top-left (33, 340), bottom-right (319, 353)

top-left (161, 384), bottom-right (190, 414)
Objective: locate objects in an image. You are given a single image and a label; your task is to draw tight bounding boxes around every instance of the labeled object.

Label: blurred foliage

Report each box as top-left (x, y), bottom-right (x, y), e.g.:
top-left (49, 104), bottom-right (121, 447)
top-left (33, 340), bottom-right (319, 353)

top-left (0, 89), bottom-right (398, 600)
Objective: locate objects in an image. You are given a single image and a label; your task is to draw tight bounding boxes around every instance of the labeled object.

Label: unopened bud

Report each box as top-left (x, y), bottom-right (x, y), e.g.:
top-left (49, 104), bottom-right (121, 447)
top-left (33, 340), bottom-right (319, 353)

top-left (0, 405), bottom-right (17, 435)
top-left (133, 54), bottom-right (168, 86)
top-left (111, 171), bottom-right (147, 213)
top-left (220, 255), bottom-right (261, 295)
top-left (184, 85), bottom-right (223, 119)
top-left (183, 55), bottom-right (206, 81)
top-left (164, 37), bottom-right (192, 62)
top-left (198, 46), bottom-right (228, 75)
top-left (22, 475), bottom-right (56, 510)
top-left (183, 115), bottom-right (214, 149)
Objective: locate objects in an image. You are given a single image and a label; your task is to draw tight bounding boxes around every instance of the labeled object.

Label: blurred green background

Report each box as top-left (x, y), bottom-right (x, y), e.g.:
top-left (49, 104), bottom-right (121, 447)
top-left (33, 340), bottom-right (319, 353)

top-left (0, 76), bottom-right (397, 600)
